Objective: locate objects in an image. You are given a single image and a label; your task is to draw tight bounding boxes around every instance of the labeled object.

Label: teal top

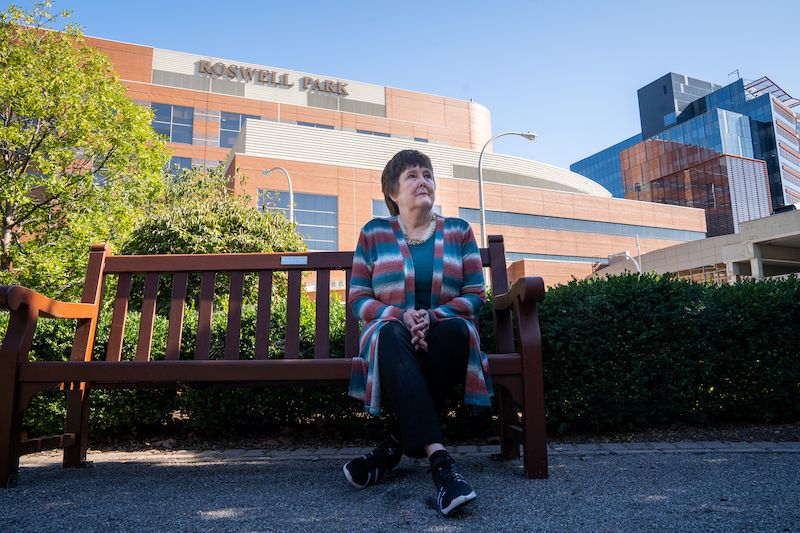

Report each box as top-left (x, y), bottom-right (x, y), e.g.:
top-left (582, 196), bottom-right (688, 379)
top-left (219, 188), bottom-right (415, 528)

top-left (409, 234), bottom-right (435, 310)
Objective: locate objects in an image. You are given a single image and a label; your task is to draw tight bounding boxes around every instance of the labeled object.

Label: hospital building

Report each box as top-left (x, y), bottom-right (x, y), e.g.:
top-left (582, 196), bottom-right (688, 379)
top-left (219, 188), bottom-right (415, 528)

top-left (85, 36), bottom-right (707, 288)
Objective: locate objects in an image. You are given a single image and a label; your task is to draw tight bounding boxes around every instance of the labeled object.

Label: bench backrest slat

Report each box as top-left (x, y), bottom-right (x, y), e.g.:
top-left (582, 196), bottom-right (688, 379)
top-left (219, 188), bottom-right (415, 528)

top-left (136, 272), bottom-right (160, 361)
top-left (488, 236), bottom-right (514, 353)
top-left (104, 252), bottom-right (350, 273)
top-left (165, 272), bottom-right (188, 361)
top-left (344, 268), bottom-right (360, 357)
top-left (106, 272), bottom-right (132, 362)
top-left (224, 272), bottom-right (245, 360)
top-left (314, 270), bottom-right (331, 359)
top-left (195, 272), bottom-right (215, 360)
top-left (71, 244), bottom-right (109, 362)
top-left (254, 271), bottom-right (273, 360)
top-left (285, 270), bottom-right (302, 359)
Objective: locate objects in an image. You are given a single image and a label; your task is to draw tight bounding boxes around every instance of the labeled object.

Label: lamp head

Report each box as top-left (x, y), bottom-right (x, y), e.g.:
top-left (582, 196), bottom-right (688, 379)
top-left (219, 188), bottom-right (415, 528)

top-left (521, 132), bottom-right (537, 141)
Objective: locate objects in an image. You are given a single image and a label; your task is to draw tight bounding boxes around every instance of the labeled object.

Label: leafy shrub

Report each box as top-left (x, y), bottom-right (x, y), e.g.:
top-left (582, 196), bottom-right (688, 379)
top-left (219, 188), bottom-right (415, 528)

top-left (698, 278), bottom-right (800, 422)
top-left (539, 274), bottom-right (800, 433)
top-left (540, 274), bottom-right (708, 433)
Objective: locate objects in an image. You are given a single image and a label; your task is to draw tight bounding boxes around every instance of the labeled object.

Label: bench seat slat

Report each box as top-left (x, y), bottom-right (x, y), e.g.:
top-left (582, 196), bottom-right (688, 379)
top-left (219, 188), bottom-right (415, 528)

top-left (314, 270), bottom-right (330, 358)
top-left (195, 272), bottom-right (215, 360)
top-left (136, 273), bottom-right (160, 362)
top-left (254, 272), bottom-right (273, 360)
top-left (17, 354), bottom-right (521, 384)
top-left (166, 272), bottom-right (188, 361)
top-left (106, 273), bottom-right (132, 362)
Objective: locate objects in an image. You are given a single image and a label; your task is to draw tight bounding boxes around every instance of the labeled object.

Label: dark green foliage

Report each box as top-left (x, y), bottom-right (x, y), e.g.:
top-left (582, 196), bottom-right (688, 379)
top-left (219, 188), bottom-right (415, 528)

top-left (477, 288), bottom-right (497, 354)
top-left (697, 279), bottom-right (800, 423)
top-left (540, 274), bottom-right (708, 433)
top-left (539, 274), bottom-right (800, 434)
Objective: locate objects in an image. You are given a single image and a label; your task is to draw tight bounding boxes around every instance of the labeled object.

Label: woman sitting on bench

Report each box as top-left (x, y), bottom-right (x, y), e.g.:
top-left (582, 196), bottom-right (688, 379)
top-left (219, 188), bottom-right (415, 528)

top-left (343, 149), bottom-right (492, 516)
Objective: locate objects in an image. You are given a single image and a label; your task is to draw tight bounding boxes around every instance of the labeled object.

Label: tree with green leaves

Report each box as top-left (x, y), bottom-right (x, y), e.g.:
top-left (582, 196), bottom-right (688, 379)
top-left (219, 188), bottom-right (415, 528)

top-left (0, 2), bottom-right (169, 297)
top-left (123, 166), bottom-right (305, 257)
top-left (122, 165), bottom-right (307, 306)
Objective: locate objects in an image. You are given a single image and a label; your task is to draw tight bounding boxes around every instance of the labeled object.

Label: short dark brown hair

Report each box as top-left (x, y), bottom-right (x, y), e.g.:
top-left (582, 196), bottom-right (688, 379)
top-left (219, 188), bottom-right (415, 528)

top-left (381, 149), bottom-right (434, 216)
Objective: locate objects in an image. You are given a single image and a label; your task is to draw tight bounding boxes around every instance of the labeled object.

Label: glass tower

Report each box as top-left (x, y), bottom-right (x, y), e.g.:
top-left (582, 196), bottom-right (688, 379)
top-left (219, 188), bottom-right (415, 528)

top-left (570, 133), bottom-right (641, 197)
top-left (572, 73), bottom-right (800, 235)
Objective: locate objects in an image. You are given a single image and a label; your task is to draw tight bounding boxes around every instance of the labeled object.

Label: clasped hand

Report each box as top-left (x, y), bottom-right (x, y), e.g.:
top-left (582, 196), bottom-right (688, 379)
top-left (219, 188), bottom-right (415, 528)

top-left (402, 309), bottom-right (430, 351)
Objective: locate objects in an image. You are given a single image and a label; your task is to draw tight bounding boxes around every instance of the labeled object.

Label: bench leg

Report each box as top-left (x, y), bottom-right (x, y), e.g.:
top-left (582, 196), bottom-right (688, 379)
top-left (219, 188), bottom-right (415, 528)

top-left (0, 384), bottom-right (22, 488)
top-left (0, 308), bottom-right (34, 488)
top-left (63, 383), bottom-right (91, 469)
top-left (497, 386), bottom-right (520, 459)
top-left (521, 372), bottom-right (548, 479)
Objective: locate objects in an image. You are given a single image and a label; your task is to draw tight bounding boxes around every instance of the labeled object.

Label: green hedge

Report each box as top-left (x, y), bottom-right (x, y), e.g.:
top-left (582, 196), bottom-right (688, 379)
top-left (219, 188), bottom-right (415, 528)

top-left (540, 274), bottom-right (800, 433)
top-left (2, 273), bottom-right (799, 439)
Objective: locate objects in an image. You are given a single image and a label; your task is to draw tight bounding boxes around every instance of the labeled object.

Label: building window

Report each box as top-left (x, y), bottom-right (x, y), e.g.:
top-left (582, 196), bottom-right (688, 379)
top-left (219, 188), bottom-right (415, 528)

top-left (259, 191), bottom-right (338, 251)
top-left (151, 103), bottom-right (194, 144)
top-left (414, 137), bottom-right (428, 143)
top-left (219, 111), bottom-right (260, 148)
top-left (356, 129), bottom-right (390, 138)
top-left (459, 207), bottom-right (706, 241)
top-left (297, 121), bottom-right (334, 130)
top-left (167, 156), bottom-right (192, 175)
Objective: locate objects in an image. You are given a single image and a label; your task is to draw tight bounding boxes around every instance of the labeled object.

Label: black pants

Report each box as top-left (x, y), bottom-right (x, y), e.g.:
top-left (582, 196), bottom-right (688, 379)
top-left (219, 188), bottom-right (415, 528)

top-left (377, 319), bottom-right (470, 454)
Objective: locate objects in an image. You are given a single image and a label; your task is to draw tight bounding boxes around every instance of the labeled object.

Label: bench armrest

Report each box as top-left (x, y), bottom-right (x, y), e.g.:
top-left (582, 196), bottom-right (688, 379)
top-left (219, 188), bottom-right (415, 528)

top-left (0, 285), bottom-right (97, 319)
top-left (492, 276), bottom-right (545, 311)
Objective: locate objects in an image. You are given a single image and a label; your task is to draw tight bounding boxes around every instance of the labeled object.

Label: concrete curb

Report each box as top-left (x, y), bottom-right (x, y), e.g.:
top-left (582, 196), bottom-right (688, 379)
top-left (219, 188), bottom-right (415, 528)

top-left (19, 441), bottom-right (800, 466)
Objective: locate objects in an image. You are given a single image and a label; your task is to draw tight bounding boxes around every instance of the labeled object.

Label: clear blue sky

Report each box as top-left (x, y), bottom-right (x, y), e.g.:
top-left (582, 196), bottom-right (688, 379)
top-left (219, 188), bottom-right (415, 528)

top-left (7, 0), bottom-right (800, 169)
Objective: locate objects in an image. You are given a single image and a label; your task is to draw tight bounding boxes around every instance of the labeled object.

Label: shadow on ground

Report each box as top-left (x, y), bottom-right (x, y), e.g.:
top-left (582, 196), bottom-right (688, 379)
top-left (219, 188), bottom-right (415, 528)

top-left (4, 453), bottom-right (799, 532)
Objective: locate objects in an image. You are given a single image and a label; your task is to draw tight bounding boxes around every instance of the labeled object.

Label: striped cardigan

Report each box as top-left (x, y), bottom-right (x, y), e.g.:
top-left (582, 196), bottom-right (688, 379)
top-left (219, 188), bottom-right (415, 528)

top-left (348, 215), bottom-right (492, 416)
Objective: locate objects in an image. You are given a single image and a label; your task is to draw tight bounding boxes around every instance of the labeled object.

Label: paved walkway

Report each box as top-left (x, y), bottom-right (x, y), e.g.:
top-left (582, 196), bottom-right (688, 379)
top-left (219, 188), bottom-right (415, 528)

top-left (5, 442), bottom-right (800, 532)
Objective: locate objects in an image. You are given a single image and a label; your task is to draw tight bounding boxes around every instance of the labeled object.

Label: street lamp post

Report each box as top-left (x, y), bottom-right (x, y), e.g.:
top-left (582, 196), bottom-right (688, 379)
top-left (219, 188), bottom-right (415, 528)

top-left (262, 166), bottom-right (294, 224)
top-left (608, 251), bottom-right (642, 274)
top-left (477, 131), bottom-right (537, 248)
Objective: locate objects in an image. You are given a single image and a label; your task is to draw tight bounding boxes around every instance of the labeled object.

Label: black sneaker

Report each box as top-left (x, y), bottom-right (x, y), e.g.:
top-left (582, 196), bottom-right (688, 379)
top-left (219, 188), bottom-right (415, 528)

top-left (342, 435), bottom-right (402, 489)
top-left (430, 450), bottom-right (476, 516)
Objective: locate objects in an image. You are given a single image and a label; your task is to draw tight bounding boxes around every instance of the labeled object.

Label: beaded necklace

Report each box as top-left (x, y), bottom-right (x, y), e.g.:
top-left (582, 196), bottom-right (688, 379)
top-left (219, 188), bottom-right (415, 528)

top-left (398, 214), bottom-right (436, 246)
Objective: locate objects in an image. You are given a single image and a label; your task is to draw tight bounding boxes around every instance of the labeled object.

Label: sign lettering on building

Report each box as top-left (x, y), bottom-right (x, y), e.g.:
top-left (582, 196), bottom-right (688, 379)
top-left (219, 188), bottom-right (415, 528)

top-left (197, 60), bottom-right (348, 96)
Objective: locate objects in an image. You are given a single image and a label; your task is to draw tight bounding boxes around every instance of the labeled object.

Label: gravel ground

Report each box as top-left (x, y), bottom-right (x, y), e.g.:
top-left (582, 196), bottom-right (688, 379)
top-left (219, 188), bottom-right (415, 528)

top-left (4, 449), bottom-right (799, 532)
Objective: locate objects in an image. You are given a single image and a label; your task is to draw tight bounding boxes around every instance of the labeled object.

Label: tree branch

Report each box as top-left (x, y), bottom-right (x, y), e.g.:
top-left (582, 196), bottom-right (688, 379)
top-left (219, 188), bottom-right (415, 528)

top-left (12, 193), bottom-right (60, 228)
top-left (17, 118), bottom-right (53, 177)
top-left (92, 146), bottom-right (116, 177)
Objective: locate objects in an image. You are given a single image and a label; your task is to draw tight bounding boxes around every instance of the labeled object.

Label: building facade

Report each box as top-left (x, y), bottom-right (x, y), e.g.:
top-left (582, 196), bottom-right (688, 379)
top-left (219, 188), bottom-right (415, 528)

top-left (569, 133), bottom-right (641, 197)
top-left (595, 208), bottom-right (800, 284)
top-left (86, 36), bottom-right (707, 287)
top-left (571, 73), bottom-right (800, 237)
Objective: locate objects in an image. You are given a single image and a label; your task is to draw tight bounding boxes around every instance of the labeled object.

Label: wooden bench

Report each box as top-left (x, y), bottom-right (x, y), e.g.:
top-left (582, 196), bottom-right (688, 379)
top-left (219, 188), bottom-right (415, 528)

top-left (0, 235), bottom-right (547, 487)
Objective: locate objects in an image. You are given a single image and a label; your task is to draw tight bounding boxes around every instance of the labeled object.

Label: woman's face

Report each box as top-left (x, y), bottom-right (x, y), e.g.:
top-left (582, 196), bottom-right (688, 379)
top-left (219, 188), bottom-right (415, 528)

top-left (391, 165), bottom-right (435, 214)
